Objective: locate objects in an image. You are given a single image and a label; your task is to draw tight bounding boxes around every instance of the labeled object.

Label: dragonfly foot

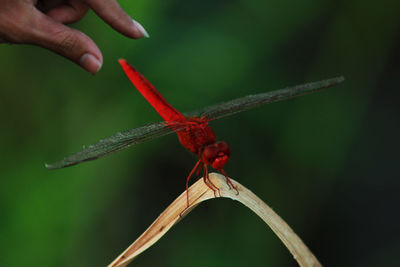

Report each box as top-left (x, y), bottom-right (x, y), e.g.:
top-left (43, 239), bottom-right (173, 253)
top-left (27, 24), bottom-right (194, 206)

top-left (203, 177), bottom-right (221, 197)
top-left (226, 178), bottom-right (239, 195)
top-left (203, 167), bottom-right (221, 198)
top-left (220, 169), bottom-right (239, 195)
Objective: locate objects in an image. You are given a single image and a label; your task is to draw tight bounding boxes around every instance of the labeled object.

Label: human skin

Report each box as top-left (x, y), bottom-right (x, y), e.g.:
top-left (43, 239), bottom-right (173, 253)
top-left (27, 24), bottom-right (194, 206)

top-left (0, 0), bottom-right (149, 74)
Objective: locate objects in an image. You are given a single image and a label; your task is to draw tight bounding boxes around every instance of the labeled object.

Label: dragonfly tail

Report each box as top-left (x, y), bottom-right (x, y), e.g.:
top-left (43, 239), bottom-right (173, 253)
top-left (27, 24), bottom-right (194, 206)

top-left (118, 59), bottom-right (185, 122)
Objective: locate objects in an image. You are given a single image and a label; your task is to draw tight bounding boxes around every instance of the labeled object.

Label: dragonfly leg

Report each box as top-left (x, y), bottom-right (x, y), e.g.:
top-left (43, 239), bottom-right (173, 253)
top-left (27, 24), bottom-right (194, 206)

top-left (202, 166), bottom-right (216, 197)
top-left (220, 169), bottom-right (239, 195)
top-left (196, 161), bottom-right (203, 176)
top-left (203, 164), bottom-right (221, 197)
top-left (186, 160), bottom-right (202, 207)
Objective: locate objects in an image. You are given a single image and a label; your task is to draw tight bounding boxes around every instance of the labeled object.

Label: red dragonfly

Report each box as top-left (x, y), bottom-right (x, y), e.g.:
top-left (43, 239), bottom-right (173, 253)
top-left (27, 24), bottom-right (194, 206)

top-left (46, 60), bottom-right (343, 206)
top-left (118, 59), bottom-right (237, 204)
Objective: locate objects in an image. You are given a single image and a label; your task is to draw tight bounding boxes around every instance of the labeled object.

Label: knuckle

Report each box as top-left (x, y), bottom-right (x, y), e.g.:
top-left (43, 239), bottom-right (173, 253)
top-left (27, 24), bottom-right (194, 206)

top-left (107, 14), bottom-right (121, 29)
top-left (56, 31), bottom-right (79, 53)
top-left (100, 2), bottom-right (124, 28)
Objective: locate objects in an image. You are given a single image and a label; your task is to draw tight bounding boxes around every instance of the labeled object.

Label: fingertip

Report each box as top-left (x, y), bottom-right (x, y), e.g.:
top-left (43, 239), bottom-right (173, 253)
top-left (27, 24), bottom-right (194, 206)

top-left (18, 8), bottom-right (103, 75)
top-left (84, 0), bottom-right (149, 39)
top-left (132, 19), bottom-right (150, 38)
top-left (80, 53), bottom-right (103, 74)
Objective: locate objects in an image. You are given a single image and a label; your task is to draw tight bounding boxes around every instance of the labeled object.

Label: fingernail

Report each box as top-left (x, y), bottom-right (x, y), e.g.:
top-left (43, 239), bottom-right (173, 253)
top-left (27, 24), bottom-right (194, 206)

top-left (80, 53), bottom-right (102, 74)
top-left (132, 19), bottom-right (150, 38)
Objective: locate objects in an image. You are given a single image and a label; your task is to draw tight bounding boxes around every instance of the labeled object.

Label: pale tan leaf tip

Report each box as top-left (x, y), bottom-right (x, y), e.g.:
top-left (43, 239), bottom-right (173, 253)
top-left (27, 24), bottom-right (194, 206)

top-left (108, 173), bottom-right (322, 267)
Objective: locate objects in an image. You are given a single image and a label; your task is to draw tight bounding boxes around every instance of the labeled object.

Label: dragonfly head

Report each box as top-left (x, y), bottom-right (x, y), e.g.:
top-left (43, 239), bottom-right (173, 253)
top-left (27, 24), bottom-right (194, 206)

top-left (202, 141), bottom-right (230, 170)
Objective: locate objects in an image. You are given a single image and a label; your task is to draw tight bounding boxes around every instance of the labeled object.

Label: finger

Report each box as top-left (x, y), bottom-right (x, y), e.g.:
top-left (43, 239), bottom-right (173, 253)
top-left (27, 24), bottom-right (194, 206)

top-left (83, 0), bottom-right (149, 39)
top-left (36, 0), bottom-right (64, 13)
top-left (46, 0), bottom-right (89, 24)
top-left (28, 11), bottom-right (103, 74)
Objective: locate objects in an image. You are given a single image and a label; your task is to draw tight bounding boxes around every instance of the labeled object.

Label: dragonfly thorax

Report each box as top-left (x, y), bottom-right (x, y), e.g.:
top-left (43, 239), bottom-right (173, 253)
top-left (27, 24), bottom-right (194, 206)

top-left (201, 141), bottom-right (230, 170)
top-left (176, 117), bottom-right (216, 155)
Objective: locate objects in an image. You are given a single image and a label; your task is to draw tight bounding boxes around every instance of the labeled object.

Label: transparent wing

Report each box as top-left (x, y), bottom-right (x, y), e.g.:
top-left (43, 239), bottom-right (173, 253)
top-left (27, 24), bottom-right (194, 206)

top-left (47, 76), bottom-right (344, 170)
top-left (187, 76), bottom-right (344, 120)
top-left (45, 121), bottom-right (185, 170)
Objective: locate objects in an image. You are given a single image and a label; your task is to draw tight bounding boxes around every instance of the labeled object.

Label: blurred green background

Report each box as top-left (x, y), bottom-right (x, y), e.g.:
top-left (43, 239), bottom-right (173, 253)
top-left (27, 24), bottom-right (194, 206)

top-left (1, 0), bottom-right (399, 266)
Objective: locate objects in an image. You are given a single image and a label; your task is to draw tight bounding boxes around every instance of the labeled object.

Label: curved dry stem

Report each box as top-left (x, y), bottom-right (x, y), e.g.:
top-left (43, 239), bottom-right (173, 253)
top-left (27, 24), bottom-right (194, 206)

top-left (108, 173), bottom-right (322, 267)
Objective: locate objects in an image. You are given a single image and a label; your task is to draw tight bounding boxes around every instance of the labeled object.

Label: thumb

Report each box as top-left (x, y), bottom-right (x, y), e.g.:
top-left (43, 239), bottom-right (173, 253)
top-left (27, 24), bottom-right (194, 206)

top-left (28, 11), bottom-right (103, 74)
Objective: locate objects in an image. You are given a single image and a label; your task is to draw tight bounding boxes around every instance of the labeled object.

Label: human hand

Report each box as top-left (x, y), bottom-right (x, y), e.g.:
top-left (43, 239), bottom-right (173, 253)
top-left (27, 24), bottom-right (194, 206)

top-left (0, 0), bottom-right (149, 74)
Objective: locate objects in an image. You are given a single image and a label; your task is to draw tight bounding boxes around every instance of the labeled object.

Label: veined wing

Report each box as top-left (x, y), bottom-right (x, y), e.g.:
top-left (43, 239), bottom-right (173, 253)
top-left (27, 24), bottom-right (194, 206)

top-left (47, 76), bottom-right (344, 170)
top-left (45, 121), bottom-right (186, 170)
top-left (187, 76), bottom-right (344, 121)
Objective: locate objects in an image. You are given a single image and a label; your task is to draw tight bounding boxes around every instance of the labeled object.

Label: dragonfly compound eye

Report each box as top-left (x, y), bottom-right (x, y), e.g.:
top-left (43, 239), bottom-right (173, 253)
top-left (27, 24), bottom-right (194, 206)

top-left (217, 141), bottom-right (230, 155)
top-left (201, 142), bottom-right (230, 169)
top-left (202, 145), bottom-right (219, 164)
top-left (211, 154), bottom-right (229, 170)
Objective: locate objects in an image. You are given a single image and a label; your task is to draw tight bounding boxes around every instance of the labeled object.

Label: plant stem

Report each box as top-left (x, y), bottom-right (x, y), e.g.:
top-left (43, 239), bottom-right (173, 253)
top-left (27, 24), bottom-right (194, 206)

top-left (108, 173), bottom-right (322, 267)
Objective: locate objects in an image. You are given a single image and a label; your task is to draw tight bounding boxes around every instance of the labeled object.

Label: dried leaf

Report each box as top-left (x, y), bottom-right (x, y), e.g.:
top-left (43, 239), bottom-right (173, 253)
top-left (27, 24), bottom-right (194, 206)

top-left (109, 173), bottom-right (321, 267)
